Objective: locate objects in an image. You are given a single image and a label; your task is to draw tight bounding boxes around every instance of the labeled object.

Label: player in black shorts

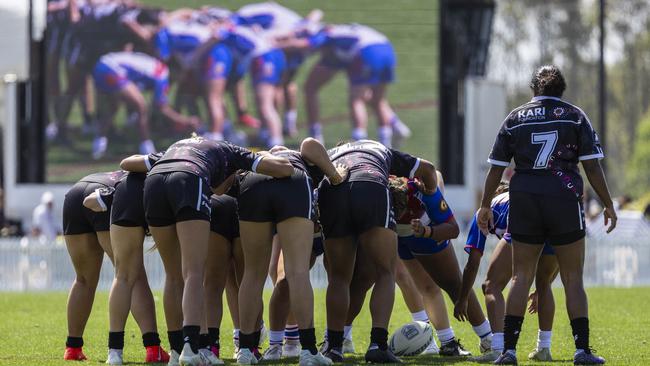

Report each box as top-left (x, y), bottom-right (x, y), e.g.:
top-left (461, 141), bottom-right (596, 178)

top-left (62, 169), bottom-right (163, 363)
top-left (478, 66), bottom-right (617, 365)
top-left (82, 153), bottom-right (169, 365)
top-left (313, 138), bottom-right (437, 363)
top-left (235, 140), bottom-right (344, 366)
top-left (123, 136), bottom-right (292, 366)
top-left (202, 192), bottom-right (243, 364)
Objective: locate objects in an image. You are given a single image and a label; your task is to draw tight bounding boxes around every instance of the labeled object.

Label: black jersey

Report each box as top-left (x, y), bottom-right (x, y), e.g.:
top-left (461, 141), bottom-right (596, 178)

top-left (150, 137), bottom-right (260, 188)
top-left (326, 140), bottom-right (420, 185)
top-left (79, 170), bottom-right (128, 187)
top-left (488, 96), bottom-right (604, 199)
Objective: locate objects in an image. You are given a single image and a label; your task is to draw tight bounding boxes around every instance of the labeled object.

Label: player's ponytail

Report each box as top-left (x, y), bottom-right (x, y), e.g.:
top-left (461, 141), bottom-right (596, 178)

top-left (494, 181), bottom-right (510, 197)
top-left (388, 175), bottom-right (409, 218)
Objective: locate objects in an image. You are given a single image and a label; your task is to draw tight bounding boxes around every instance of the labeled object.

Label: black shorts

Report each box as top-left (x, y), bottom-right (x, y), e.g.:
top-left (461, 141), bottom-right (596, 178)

top-left (111, 173), bottom-right (147, 228)
top-left (144, 172), bottom-right (212, 227)
top-left (63, 181), bottom-right (111, 235)
top-left (318, 181), bottom-right (396, 239)
top-left (210, 195), bottom-right (240, 241)
top-left (237, 170), bottom-right (314, 223)
top-left (509, 191), bottom-right (585, 246)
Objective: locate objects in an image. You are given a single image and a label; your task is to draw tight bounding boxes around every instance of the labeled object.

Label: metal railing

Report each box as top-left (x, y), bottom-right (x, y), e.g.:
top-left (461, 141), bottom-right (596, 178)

top-left (0, 233), bottom-right (646, 292)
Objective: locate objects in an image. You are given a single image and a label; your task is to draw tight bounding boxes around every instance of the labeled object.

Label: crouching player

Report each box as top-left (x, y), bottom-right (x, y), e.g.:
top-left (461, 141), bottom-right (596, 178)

top-left (457, 182), bottom-right (559, 362)
top-left (91, 52), bottom-right (199, 158)
top-left (389, 176), bottom-right (494, 356)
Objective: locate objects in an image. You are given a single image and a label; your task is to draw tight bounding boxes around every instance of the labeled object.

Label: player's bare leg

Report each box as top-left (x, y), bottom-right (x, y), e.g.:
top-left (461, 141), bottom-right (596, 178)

top-left (348, 85), bottom-right (370, 141)
top-left (369, 84), bottom-right (395, 147)
top-left (528, 254), bottom-right (559, 361)
top-left (304, 64), bottom-right (338, 142)
top-left (254, 83), bottom-right (284, 148)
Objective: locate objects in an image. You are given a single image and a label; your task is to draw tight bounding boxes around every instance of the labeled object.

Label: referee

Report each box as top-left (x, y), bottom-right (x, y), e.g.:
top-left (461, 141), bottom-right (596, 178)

top-left (477, 65), bottom-right (617, 365)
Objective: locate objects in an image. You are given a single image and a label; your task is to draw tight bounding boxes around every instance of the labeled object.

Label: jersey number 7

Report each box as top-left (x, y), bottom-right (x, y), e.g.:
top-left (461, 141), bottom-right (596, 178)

top-left (531, 130), bottom-right (558, 169)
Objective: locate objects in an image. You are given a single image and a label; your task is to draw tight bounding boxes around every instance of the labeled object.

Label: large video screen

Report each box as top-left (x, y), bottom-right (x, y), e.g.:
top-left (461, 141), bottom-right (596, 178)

top-left (44, 0), bottom-right (438, 183)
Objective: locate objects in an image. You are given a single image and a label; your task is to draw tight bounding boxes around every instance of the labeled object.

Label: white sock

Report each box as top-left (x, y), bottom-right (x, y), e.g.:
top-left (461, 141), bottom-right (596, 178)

top-left (269, 330), bottom-right (284, 346)
top-left (343, 325), bottom-right (353, 341)
top-left (233, 328), bottom-right (240, 346)
top-left (204, 131), bottom-right (224, 141)
top-left (377, 126), bottom-right (392, 147)
top-left (436, 327), bottom-right (455, 345)
top-left (351, 127), bottom-right (367, 141)
top-left (285, 110), bottom-right (297, 128)
top-left (139, 139), bottom-right (156, 155)
top-left (310, 123), bottom-right (323, 139)
top-left (537, 330), bottom-right (552, 349)
top-left (492, 332), bottom-right (504, 352)
top-left (269, 135), bottom-right (284, 148)
top-left (411, 310), bottom-right (429, 323)
top-left (473, 319), bottom-right (492, 339)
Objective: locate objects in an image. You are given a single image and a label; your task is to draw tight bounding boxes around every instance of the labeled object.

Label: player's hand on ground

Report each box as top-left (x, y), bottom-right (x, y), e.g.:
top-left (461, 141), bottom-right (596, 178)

top-left (329, 163), bottom-right (348, 185)
top-left (527, 292), bottom-right (539, 314)
top-left (604, 205), bottom-right (618, 233)
top-left (477, 207), bottom-right (494, 236)
top-left (453, 298), bottom-right (469, 321)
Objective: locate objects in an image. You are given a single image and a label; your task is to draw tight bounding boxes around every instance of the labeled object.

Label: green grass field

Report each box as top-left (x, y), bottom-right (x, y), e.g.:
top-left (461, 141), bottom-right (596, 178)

top-left (46, 0), bottom-right (439, 183)
top-left (2, 288), bottom-right (650, 365)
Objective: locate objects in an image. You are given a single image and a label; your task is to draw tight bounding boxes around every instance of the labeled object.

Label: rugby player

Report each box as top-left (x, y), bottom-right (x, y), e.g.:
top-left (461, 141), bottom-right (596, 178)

top-left (124, 136), bottom-right (293, 366)
top-left (91, 52), bottom-right (199, 158)
top-left (314, 138), bottom-right (437, 363)
top-left (457, 182), bottom-right (559, 362)
top-left (388, 175), bottom-right (494, 356)
top-left (235, 140), bottom-right (345, 365)
top-left (56, 1), bottom-right (162, 141)
top-left (478, 65), bottom-right (617, 365)
top-left (62, 168), bottom-right (166, 363)
top-left (277, 24), bottom-right (411, 146)
top-left (201, 20), bottom-right (288, 148)
top-left (236, 2), bottom-right (323, 137)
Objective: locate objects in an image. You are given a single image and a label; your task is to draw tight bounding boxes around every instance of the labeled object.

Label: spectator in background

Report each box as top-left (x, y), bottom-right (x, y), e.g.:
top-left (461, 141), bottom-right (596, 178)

top-left (32, 191), bottom-right (62, 242)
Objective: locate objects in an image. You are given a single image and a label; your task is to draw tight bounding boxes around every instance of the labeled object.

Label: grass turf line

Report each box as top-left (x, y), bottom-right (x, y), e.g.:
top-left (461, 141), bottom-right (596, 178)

top-left (1, 288), bottom-right (649, 365)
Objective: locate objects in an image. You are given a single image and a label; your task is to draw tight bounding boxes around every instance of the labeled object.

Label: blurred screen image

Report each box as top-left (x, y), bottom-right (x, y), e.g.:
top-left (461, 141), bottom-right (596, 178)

top-left (44, 0), bottom-right (438, 183)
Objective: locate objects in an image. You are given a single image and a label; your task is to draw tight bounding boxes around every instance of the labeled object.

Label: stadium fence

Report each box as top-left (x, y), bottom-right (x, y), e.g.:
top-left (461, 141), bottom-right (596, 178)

top-left (0, 232), bottom-right (647, 292)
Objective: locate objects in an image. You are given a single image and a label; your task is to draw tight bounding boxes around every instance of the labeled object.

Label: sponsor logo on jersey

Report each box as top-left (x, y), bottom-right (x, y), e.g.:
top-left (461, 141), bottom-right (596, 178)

top-left (440, 199), bottom-right (448, 211)
top-left (517, 107), bottom-right (546, 121)
top-left (553, 107), bottom-right (565, 118)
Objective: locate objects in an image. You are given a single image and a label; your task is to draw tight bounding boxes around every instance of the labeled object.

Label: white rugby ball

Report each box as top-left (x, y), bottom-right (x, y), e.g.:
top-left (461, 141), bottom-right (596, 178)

top-left (389, 321), bottom-right (433, 356)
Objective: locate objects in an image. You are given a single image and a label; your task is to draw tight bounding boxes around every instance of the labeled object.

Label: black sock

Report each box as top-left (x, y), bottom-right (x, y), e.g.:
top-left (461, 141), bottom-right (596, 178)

top-left (183, 325), bottom-right (201, 353)
top-left (208, 328), bottom-right (220, 347)
top-left (108, 331), bottom-right (125, 350)
top-left (66, 336), bottom-right (83, 348)
top-left (239, 332), bottom-right (256, 350)
top-left (168, 330), bottom-right (184, 354)
top-left (253, 330), bottom-right (261, 348)
top-left (571, 317), bottom-right (590, 351)
top-left (327, 329), bottom-right (344, 349)
top-left (142, 332), bottom-right (161, 347)
top-left (199, 334), bottom-right (210, 350)
top-left (503, 315), bottom-right (524, 351)
top-left (299, 328), bottom-right (318, 355)
top-left (370, 327), bottom-right (388, 351)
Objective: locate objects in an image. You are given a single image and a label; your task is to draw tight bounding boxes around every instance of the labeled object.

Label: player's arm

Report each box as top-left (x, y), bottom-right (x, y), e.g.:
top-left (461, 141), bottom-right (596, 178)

top-left (83, 187), bottom-right (116, 212)
top-left (252, 154), bottom-right (294, 178)
top-left (120, 152), bottom-right (161, 172)
top-left (158, 103), bottom-right (199, 129)
top-left (478, 165), bottom-right (506, 233)
top-left (300, 137), bottom-right (347, 184)
top-left (411, 188), bottom-right (459, 241)
top-left (582, 159), bottom-right (617, 232)
top-left (412, 159), bottom-right (437, 194)
top-left (455, 249), bottom-right (482, 321)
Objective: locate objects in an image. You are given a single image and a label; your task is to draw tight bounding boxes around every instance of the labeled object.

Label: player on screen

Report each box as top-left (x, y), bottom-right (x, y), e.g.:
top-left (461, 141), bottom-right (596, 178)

top-left (236, 2), bottom-right (323, 137)
top-left (457, 182), bottom-right (559, 362)
top-left (276, 23), bottom-right (411, 147)
top-left (91, 51), bottom-right (199, 158)
top-left (53, 1), bottom-right (163, 142)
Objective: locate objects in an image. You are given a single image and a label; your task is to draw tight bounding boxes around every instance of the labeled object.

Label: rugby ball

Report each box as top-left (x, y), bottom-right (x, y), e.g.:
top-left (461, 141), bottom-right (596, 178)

top-left (389, 321), bottom-right (433, 356)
